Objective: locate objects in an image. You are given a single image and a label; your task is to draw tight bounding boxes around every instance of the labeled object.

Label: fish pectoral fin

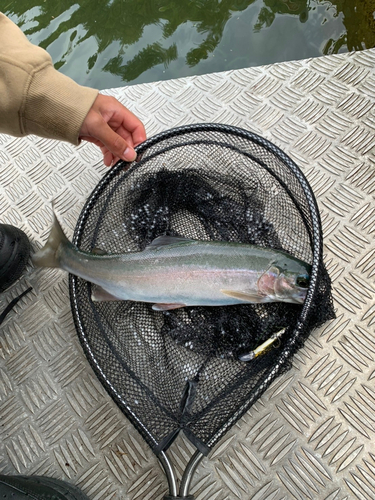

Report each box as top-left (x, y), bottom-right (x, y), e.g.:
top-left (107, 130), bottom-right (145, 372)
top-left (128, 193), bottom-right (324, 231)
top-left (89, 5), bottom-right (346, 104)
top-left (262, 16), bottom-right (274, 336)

top-left (152, 303), bottom-right (186, 311)
top-left (146, 235), bottom-right (196, 250)
top-left (91, 286), bottom-right (123, 302)
top-left (220, 289), bottom-right (265, 303)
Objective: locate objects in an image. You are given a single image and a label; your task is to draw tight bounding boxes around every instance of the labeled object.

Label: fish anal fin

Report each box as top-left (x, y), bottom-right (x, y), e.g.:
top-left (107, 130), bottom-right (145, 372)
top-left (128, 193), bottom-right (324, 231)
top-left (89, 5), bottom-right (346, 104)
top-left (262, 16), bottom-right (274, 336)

top-left (152, 303), bottom-right (186, 311)
top-left (92, 247), bottom-right (108, 256)
top-left (220, 289), bottom-right (265, 303)
top-left (91, 286), bottom-right (123, 302)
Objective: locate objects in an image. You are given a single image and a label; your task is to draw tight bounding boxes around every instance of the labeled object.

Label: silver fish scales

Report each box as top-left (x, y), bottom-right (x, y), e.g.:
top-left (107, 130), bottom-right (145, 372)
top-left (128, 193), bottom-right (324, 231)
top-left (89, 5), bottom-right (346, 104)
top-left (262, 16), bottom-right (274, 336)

top-left (32, 212), bottom-right (311, 310)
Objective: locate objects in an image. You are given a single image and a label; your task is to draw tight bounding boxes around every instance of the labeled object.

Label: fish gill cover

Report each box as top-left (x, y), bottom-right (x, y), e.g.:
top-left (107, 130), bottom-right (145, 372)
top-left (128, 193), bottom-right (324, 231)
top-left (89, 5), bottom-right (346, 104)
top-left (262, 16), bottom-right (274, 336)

top-left (70, 124), bottom-right (335, 456)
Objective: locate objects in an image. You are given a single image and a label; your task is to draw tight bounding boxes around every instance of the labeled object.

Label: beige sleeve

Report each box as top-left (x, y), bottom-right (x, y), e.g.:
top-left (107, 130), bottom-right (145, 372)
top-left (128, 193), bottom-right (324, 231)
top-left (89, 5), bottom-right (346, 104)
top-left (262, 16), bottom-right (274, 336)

top-left (0, 13), bottom-right (98, 144)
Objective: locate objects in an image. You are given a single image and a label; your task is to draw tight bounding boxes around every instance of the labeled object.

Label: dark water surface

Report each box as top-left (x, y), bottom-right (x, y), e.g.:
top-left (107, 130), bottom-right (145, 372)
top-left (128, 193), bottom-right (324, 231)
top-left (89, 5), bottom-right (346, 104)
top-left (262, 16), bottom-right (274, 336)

top-left (2, 0), bottom-right (375, 90)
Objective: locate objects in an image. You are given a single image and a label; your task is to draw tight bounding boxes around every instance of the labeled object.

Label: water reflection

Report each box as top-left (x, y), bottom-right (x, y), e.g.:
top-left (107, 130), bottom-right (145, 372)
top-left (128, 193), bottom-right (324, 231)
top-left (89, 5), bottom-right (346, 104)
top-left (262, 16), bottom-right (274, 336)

top-left (255, 0), bottom-right (310, 30)
top-left (256, 0), bottom-right (375, 53)
top-left (2, 0), bottom-right (375, 89)
top-left (323, 0), bottom-right (375, 53)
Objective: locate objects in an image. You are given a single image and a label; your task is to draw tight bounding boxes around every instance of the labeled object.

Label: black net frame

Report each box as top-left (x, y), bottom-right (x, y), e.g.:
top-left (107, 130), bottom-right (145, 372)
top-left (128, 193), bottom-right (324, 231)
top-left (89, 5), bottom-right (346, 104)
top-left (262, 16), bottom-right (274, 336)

top-left (69, 123), bottom-right (334, 459)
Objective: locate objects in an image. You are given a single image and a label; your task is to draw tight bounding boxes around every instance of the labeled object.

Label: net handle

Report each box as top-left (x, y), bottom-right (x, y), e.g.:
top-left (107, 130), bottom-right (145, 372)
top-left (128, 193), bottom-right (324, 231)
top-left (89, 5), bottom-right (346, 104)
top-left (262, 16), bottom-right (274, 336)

top-left (159, 450), bottom-right (204, 499)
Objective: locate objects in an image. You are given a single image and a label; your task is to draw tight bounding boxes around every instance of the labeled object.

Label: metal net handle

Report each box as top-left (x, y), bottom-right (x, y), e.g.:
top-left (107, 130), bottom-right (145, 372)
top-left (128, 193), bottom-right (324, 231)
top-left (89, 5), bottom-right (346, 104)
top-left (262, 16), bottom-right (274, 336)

top-left (159, 450), bottom-right (204, 499)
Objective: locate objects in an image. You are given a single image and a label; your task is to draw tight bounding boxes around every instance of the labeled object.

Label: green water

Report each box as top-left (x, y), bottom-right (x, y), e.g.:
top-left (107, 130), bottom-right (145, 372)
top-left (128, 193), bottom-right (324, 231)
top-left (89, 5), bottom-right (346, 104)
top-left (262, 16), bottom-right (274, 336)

top-left (2, 0), bottom-right (375, 90)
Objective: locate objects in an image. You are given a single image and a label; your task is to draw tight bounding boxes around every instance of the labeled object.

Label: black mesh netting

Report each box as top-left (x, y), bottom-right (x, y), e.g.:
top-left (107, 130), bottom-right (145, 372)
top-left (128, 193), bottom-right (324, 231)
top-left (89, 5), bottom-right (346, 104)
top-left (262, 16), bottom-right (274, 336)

top-left (70, 124), bottom-right (335, 456)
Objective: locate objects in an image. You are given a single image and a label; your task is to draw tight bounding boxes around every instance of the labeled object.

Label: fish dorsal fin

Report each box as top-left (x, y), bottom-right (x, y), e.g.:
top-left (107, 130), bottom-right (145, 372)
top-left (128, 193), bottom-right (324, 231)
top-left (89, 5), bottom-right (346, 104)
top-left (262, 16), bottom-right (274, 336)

top-left (146, 235), bottom-right (196, 249)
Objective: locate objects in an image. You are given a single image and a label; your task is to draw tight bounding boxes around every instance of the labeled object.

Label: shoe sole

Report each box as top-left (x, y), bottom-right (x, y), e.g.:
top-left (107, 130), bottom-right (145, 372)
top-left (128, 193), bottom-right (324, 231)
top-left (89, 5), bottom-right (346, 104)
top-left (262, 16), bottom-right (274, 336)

top-left (0, 226), bottom-right (30, 293)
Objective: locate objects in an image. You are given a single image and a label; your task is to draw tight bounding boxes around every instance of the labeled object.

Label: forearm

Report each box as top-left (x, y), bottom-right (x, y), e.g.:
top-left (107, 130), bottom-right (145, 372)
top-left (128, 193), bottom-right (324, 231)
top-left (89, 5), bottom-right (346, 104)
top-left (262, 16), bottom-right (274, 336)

top-left (0, 13), bottom-right (98, 144)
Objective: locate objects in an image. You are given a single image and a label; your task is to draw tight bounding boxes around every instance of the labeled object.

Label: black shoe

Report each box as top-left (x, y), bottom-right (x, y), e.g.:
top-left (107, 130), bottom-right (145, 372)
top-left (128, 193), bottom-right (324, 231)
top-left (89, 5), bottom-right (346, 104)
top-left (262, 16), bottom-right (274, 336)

top-left (0, 224), bottom-right (30, 293)
top-left (0, 475), bottom-right (90, 500)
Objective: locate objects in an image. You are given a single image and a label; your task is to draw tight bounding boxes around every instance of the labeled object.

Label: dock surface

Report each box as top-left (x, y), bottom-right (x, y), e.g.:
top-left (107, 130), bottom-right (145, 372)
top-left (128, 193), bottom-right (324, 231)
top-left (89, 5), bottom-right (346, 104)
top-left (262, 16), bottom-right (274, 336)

top-left (1, 49), bottom-right (375, 499)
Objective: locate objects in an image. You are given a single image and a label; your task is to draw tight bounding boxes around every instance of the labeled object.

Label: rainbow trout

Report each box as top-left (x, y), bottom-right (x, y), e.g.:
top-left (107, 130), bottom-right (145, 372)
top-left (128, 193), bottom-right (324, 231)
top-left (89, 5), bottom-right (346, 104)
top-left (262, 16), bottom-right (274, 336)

top-left (32, 213), bottom-right (311, 310)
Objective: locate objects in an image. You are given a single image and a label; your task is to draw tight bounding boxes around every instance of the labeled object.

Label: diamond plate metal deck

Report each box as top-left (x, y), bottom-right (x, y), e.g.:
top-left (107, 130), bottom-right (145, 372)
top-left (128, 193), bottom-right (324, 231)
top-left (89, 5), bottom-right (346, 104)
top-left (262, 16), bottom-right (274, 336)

top-left (1, 49), bottom-right (375, 500)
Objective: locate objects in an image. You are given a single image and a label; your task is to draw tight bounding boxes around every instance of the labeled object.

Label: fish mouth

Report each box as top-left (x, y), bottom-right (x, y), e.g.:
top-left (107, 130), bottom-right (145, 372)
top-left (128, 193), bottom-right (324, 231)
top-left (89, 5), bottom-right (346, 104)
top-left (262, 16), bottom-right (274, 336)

top-left (288, 287), bottom-right (308, 304)
top-left (293, 291), bottom-right (307, 304)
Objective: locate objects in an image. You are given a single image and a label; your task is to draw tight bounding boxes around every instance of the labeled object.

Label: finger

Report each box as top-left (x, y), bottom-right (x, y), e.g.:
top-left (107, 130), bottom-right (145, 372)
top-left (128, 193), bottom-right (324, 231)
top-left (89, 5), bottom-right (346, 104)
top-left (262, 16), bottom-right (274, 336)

top-left (111, 156), bottom-right (121, 167)
top-left (132, 122), bottom-right (147, 146)
top-left (92, 118), bottom-right (137, 162)
top-left (101, 147), bottom-right (120, 167)
top-left (81, 132), bottom-right (133, 166)
top-left (103, 150), bottom-right (114, 167)
top-left (110, 124), bottom-right (135, 148)
top-left (112, 122), bottom-right (146, 150)
top-left (115, 108), bottom-right (146, 146)
top-left (80, 136), bottom-right (113, 166)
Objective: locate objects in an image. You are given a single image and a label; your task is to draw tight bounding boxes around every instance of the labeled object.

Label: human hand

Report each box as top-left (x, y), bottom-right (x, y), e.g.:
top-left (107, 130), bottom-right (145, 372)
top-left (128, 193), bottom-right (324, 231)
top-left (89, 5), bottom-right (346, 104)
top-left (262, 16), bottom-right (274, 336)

top-left (79, 94), bottom-right (146, 166)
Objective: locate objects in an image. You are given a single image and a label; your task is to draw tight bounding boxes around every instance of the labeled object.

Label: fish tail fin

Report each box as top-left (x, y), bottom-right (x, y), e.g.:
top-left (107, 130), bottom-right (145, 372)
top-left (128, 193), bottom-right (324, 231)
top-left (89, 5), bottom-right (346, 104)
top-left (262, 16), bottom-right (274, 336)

top-left (32, 212), bottom-right (70, 268)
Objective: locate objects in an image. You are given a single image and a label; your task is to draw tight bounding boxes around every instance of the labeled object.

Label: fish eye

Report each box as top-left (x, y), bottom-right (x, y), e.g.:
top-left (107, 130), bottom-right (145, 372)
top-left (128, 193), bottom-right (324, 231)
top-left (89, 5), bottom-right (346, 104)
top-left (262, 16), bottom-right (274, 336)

top-left (296, 275), bottom-right (309, 288)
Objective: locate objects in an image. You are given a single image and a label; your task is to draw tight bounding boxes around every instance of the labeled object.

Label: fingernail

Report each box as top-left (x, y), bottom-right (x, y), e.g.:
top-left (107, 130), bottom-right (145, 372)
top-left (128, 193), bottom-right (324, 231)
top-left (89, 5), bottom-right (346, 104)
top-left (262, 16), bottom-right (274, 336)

top-left (123, 147), bottom-right (136, 161)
